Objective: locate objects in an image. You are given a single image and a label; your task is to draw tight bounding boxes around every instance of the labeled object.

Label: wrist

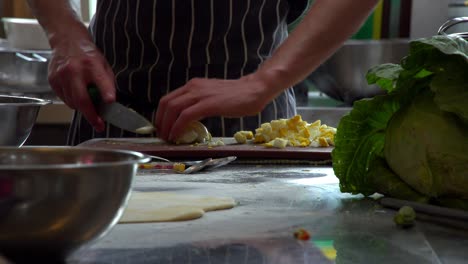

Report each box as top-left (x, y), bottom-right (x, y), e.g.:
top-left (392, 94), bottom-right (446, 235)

top-left (26, 0), bottom-right (91, 49)
top-left (47, 20), bottom-right (91, 49)
top-left (244, 68), bottom-right (291, 101)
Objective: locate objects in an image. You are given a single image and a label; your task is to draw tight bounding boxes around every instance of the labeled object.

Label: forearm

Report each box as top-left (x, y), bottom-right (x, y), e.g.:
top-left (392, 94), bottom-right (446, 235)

top-left (27, 0), bottom-right (115, 131)
top-left (26, 0), bottom-right (90, 48)
top-left (255, 0), bottom-right (378, 98)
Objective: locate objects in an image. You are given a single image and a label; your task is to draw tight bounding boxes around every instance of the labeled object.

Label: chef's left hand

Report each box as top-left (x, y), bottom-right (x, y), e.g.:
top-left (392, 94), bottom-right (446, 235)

top-left (155, 72), bottom-right (282, 141)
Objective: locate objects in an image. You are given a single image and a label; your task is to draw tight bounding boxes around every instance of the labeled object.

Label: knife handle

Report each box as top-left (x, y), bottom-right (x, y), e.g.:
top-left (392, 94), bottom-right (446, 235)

top-left (87, 84), bottom-right (102, 107)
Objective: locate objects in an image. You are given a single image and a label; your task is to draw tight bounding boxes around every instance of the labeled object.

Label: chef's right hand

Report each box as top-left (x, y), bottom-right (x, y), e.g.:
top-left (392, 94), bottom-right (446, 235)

top-left (47, 30), bottom-right (115, 132)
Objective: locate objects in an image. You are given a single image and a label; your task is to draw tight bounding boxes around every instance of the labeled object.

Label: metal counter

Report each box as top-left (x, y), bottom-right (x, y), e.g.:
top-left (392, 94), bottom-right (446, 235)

top-left (64, 164), bottom-right (468, 264)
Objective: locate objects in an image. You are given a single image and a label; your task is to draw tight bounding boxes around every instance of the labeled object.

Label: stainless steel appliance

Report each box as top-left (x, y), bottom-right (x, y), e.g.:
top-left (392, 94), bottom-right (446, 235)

top-left (308, 39), bottom-right (409, 105)
top-left (0, 44), bottom-right (51, 94)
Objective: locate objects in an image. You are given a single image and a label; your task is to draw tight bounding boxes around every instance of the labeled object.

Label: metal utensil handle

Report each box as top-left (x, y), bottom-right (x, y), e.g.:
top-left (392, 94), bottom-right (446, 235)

top-left (380, 197), bottom-right (468, 222)
top-left (15, 52), bottom-right (48, 62)
top-left (438, 17), bottom-right (468, 35)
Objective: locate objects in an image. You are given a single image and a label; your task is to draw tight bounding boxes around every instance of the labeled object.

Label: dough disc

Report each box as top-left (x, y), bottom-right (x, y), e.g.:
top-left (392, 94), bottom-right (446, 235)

top-left (119, 192), bottom-right (236, 223)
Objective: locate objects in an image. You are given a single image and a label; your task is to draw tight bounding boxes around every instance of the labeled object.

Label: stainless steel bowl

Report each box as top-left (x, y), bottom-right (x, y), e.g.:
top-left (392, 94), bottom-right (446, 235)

top-left (0, 147), bottom-right (150, 262)
top-left (0, 95), bottom-right (51, 147)
top-left (309, 39), bottom-right (410, 104)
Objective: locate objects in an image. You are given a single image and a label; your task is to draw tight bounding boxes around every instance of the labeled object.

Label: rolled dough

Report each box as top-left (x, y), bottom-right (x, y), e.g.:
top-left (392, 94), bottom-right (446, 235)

top-left (119, 191), bottom-right (236, 223)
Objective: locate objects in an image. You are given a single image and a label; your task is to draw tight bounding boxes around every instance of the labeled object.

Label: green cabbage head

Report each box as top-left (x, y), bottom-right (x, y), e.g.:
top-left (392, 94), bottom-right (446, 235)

top-left (331, 35), bottom-right (468, 210)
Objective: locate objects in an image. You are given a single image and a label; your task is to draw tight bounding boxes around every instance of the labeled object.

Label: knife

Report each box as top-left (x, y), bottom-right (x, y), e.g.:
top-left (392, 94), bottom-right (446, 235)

top-left (88, 85), bottom-right (155, 134)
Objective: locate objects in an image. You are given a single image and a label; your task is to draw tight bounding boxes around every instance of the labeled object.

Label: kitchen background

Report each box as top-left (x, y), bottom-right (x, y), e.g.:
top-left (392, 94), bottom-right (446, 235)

top-left (0, 0), bottom-right (467, 145)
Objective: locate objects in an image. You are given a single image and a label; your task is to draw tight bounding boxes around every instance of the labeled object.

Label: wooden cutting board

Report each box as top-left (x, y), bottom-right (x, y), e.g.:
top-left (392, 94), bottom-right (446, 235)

top-left (78, 137), bottom-right (333, 161)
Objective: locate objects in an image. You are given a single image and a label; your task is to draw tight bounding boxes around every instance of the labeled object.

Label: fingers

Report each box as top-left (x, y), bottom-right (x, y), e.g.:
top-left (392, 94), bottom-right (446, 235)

top-left (48, 57), bottom-right (67, 106)
top-left (157, 91), bottom-right (200, 141)
top-left (93, 63), bottom-right (116, 103)
top-left (168, 102), bottom-right (208, 142)
top-left (155, 87), bottom-right (188, 130)
top-left (70, 75), bottom-right (105, 131)
top-left (156, 78), bottom-right (217, 141)
top-left (156, 76), bottom-right (270, 141)
top-left (48, 48), bottom-right (114, 132)
top-left (157, 95), bottom-right (217, 142)
top-left (49, 59), bottom-right (80, 109)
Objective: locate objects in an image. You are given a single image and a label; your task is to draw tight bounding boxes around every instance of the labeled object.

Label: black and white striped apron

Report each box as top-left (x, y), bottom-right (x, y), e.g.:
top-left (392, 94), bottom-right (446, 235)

top-left (67, 0), bottom-right (308, 145)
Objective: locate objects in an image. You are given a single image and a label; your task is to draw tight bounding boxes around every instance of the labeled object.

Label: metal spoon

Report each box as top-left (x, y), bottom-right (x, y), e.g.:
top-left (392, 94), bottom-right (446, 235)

top-left (146, 155), bottom-right (171, 163)
top-left (145, 155), bottom-right (237, 173)
top-left (204, 156), bottom-right (237, 169)
top-left (181, 158), bottom-right (213, 174)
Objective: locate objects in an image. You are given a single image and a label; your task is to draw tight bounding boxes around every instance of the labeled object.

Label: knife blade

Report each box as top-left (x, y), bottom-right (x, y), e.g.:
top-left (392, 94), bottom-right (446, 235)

top-left (88, 85), bottom-right (155, 134)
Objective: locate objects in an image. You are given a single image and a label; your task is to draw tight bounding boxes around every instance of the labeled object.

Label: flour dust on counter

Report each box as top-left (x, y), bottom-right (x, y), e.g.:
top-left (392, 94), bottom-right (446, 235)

top-left (119, 192), bottom-right (236, 223)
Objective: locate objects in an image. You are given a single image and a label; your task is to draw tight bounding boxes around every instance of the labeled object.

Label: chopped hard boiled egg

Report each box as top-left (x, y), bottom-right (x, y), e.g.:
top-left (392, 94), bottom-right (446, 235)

top-left (236, 115), bottom-right (336, 148)
top-left (264, 138), bottom-right (289, 149)
top-left (172, 163), bottom-right (186, 172)
top-left (234, 131), bottom-right (253, 144)
top-left (207, 139), bottom-right (225, 148)
top-left (234, 132), bottom-right (247, 144)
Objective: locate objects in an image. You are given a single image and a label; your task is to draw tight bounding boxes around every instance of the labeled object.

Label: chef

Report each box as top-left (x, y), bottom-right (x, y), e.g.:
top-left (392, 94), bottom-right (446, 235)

top-left (26, 0), bottom-right (378, 145)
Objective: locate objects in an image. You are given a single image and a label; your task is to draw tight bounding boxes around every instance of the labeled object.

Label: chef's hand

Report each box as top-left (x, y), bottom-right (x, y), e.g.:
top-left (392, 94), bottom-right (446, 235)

top-left (155, 71), bottom-right (283, 141)
top-left (48, 29), bottom-right (115, 132)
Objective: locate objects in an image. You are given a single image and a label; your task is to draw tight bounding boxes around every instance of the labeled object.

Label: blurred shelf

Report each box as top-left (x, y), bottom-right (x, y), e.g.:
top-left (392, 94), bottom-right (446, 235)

top-left (36, 103), bottom-right (73, 124)
top-left (307, 91), bottom-right (344, 108)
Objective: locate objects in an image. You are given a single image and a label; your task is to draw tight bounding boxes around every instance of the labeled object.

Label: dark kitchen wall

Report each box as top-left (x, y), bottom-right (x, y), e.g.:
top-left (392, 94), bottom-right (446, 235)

top-left (1, 0), bottom-right (34, 19)
top-left (1, 0), bottom-right (35, 38)
top-left (0, 0), bottom-right (4, 38)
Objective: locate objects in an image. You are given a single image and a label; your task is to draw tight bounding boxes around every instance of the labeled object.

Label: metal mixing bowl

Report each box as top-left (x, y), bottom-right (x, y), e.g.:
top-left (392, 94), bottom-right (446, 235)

top-left (0, 147), bottom-right (150, 263)
top-left (309, 39), bottom-right (410, 105)
top-left (0, 95), bottom-right (51, 147)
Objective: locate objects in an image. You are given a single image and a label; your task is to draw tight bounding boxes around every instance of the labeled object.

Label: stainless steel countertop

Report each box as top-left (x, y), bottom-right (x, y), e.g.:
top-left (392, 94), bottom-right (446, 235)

top-left (62, 164), bottom-right (468, 264)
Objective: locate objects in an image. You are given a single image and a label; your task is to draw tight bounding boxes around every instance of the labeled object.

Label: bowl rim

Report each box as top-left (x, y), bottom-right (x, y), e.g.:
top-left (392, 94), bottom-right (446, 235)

top-left (0, 146), bottom-right (151, 170)
top-left (0, 95), bottom-right (52, 106)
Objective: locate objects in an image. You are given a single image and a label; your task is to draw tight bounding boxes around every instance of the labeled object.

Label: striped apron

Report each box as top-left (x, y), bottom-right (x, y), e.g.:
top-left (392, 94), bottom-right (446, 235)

top-left (67, 0), bottom-right (308, 145)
